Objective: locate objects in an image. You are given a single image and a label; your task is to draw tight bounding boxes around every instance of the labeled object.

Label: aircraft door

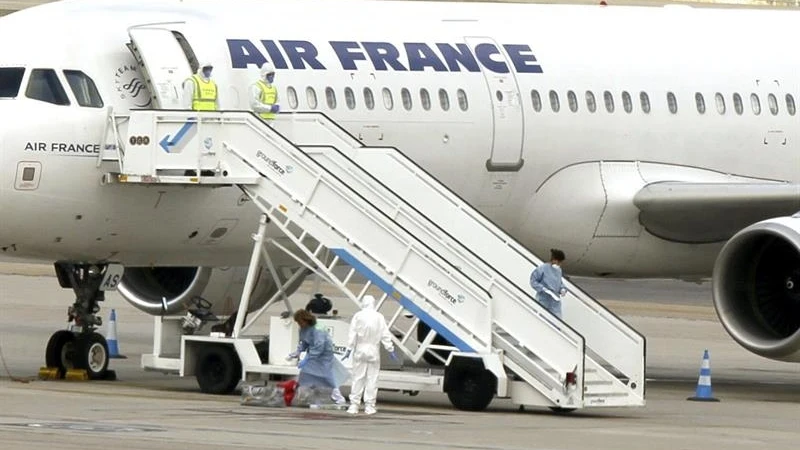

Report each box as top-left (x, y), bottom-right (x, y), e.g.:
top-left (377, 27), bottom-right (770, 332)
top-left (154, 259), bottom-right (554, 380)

top-left (127, 27), bottom-right (198, 109)
top-left (464, 36), bottom-right (525, 172)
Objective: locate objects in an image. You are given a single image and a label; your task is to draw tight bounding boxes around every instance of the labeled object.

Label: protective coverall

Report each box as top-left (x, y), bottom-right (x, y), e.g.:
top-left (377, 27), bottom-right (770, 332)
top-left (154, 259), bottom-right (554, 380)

top-left (345, 295), bottom-right (396, 415)
top-left (182, 61), bottom-right (218, 111)
top-left (530, 262), bottom-right (566, 318)
top-left (288, 324), bottom-right (346, 404)
top-left (249, 62), bottom-right (279, 120)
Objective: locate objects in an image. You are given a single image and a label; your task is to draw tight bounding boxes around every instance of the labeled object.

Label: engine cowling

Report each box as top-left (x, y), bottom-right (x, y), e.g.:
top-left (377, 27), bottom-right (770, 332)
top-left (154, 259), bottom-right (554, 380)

top-left (712, 215), bottom-right (800, 362)
top-left (117, 265), bottom-right (308, 316)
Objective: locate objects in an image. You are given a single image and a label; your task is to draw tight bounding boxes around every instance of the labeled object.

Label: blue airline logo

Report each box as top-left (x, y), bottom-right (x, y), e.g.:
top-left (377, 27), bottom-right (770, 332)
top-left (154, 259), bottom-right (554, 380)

top-left (227, 39), bottom-right (543, 74)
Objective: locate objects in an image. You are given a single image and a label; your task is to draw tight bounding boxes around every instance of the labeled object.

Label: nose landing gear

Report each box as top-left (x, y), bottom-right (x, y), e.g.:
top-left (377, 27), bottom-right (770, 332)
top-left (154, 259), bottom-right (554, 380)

top-left (43, 262), bottom-right (123, 380)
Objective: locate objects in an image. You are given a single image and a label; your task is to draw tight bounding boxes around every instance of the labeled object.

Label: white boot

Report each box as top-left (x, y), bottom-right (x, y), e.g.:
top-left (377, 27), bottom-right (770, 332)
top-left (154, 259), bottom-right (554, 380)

top-left (364, 405), bottom-right (377, 415)
top-left (347, 404), bottom-right (359, 415)
top-left (332, 388), bottom-right (346, 405)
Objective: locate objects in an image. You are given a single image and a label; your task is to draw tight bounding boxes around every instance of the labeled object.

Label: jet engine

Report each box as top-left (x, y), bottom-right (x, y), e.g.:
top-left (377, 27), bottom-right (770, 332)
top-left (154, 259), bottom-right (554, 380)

top-left (117, 265), bottom-right (309, 317)
top-left (712, 215), bottom-right (800, 362)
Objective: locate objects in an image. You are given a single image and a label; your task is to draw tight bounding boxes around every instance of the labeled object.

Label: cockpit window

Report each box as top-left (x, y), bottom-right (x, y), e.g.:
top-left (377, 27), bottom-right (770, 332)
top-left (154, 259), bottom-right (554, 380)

top-left (64, 70), bottom-right (104, 108)
top-left (0, 67), bottom-right (25, 98)
top-left (26, 69), bottom-right (70, 105)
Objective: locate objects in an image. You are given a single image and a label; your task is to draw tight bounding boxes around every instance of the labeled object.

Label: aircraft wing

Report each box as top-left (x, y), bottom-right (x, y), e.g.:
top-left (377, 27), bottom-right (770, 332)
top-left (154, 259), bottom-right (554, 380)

top-left (633, 182), bottom-right (800, 243)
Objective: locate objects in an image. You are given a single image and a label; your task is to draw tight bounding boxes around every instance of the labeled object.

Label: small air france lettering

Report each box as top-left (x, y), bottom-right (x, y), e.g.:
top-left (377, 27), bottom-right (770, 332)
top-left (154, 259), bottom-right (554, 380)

top-left (24, 142), bottom-right (101, 154)
top-left (427, 279), bottom-right (465, 305)
top-left (228, 40), bottom-right (543, 74)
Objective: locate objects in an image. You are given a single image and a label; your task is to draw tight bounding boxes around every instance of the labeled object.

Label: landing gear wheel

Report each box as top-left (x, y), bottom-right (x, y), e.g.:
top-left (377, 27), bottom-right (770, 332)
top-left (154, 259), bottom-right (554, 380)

top-left (74, 332), bottom-right (110, 380)
top-left (195, 345), bottom-right (241, 395)
top-left (45, 330), bottom-right (77, 378)
top-left (446, 370), bottom-right (495, 412)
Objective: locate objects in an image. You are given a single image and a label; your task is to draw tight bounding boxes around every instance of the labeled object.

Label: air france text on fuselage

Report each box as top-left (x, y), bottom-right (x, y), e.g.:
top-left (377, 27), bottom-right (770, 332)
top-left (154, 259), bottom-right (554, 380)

top-left (228, 40), bottom-right (543, 74)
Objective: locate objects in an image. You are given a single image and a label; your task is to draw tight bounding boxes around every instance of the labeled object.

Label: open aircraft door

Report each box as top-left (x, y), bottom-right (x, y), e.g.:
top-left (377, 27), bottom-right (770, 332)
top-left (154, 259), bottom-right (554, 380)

top-left (464, 37), bottom-right (525, 173)
top-left (127, 27), bottom-right (198, 109)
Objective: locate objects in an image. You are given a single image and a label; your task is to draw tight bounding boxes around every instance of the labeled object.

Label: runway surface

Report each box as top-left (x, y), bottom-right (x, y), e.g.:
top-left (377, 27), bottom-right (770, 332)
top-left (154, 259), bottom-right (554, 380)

top-left (0, 263), bottom-right (797, 450)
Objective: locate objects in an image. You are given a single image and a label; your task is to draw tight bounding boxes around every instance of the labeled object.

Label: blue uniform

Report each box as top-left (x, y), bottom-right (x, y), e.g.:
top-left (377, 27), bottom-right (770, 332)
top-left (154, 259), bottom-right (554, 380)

top-left (295, 325), bottom-right (340, 389)
top-left (529, 263), bottom-right (565, 318)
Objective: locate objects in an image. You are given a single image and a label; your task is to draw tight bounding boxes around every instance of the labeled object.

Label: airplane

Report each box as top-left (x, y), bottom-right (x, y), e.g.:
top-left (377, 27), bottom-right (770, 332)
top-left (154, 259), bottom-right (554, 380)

top-left (0, 0), bottom-right (798, 383)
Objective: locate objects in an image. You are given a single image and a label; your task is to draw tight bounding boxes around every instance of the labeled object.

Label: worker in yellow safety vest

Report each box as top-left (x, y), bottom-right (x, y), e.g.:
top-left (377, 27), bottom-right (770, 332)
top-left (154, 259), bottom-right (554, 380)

top-left (249, 62), bottom-right (280, 121)
top-left (182, 61), bottom-right (219, 111)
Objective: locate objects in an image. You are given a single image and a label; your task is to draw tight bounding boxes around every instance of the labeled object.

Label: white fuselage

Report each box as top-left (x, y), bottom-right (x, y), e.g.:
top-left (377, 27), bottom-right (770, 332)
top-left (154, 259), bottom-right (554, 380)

top-left (0, 0), bottom-right (798, 277)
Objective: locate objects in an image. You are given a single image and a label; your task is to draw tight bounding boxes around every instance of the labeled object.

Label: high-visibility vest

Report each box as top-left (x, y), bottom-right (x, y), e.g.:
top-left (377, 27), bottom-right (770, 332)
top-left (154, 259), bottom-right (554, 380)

top-left (257, 80), bottom-right (278, 120)
top-left (190, 74), bottom-right (217, 111)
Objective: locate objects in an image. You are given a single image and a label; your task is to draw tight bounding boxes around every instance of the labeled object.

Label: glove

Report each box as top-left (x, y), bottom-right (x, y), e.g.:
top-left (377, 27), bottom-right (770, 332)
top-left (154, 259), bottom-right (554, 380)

top-left (297, 357), bottom-right (308, 369)
top-left (342, 349), bottom-right (351, 360)
top-left (270, 104), bottom-right (280, 113)
top-left (389, 350), bottom-right (399, 361)
top-left (286, 351), bottom-right (299, 361)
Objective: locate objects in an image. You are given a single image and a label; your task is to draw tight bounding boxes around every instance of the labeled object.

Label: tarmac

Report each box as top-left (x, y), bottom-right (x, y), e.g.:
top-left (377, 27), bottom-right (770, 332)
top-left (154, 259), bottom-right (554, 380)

top-left (0, 262), bottom-right (798, 450)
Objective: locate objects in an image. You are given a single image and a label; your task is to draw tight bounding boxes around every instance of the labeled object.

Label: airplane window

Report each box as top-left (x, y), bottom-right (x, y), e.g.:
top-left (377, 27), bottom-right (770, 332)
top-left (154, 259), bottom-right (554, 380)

top-left (0, 67), bottom-right (25, 98)
top-left (667, 92), bottom-right (677, 114)
top-left (750, 93), bottom-right (761, 115)
top-left (733, 93), bottom-right (743, 115)
top-left (549, 90), bottom-right (560, 112)
top-left (306, 86), bottom-right (318, 109)
top-left (530, 90), bottom-right (542, 112)
top-left (287, 86), bottom-right (298, 109)
top-left (585, 91), bottom-right (596, 113)
top-left (420, 88), bottom-right (431, 111)
top-left (640, 91), bottom-right (650, 113)
top-left (382, 87), bottom-right (394, 110)
top-left (345, 87), bottom-right (356, 110)
top-left (695, 93), bottom-right (706, 114)
top-left (786, 94), bottom-right (796, 116)
top-left (567, 90), bottom-right (578, 112)
top-left (439, 89), bottom-right (450, 111)
top-left (325, 87), bottom-right (336, 109)
top-left (622, 91), bottom-right (632, 113)
top-left (457, 89), bottom-right (468, 111)
top-left (25, 69), bottom-right (70, 106)
top-left (63, 70), bottom-right (104, 108)
top-left (715, 93), bottom-right (725, 114)
top-left (363, 87), bottom-right (375, 110)
top-left (768, 93), bottom-right (778, 115)
top-left (401, 88), bottom-right (412, 110)
top-left (604, 90), bottom-right (615, 113)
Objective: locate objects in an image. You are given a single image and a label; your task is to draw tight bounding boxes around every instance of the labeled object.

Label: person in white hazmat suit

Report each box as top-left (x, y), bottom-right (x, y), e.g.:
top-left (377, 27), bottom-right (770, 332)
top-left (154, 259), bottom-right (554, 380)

top-left (249, 62), bottom-right (280, 121)
top-left (182, 61), bottom-right (219, 111)
top-left (343, 295), bottom-right (397, 415)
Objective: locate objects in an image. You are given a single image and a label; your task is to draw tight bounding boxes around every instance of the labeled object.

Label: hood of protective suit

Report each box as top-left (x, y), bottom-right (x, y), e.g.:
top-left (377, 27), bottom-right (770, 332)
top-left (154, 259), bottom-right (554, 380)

top-left (360, 295), bottom-right (376, 310)
top-left (197, 61), bottom-right (213, 79)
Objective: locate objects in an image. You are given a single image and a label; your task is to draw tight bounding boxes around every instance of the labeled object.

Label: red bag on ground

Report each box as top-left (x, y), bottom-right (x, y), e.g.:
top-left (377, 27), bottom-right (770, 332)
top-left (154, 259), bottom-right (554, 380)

top-left (278, 379), bottom-right (298, 406)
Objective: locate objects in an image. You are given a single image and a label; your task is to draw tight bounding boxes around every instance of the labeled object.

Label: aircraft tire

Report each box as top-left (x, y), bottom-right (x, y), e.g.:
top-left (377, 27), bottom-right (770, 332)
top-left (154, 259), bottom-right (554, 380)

top-left (45, 330), bottom-right (77, 378)
top-left (73, 332), bottom-right (110, 380)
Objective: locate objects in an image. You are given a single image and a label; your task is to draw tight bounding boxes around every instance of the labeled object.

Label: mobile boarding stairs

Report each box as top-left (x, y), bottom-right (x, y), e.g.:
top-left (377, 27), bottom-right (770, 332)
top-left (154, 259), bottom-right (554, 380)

top-left (102, 109), bottom-right (646, 412)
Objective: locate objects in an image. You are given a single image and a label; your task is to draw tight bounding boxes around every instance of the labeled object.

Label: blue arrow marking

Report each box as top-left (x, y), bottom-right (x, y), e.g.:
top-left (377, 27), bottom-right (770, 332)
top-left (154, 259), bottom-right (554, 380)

top-left (159, 121), bottom-right (196, 153)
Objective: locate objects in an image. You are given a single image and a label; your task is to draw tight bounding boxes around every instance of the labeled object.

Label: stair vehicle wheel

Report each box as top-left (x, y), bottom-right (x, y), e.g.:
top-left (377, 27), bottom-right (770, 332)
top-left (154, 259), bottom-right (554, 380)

top-left (549, 406), bottom-right (577, 414)
top-left (73, 332), bottom-right (110, 380)
top-left (195, 345), bottom-right (241, 394)
top-left (445, 368), bottom-right (496, 412)
top-left (45, 330), bottom-right (77, 378)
